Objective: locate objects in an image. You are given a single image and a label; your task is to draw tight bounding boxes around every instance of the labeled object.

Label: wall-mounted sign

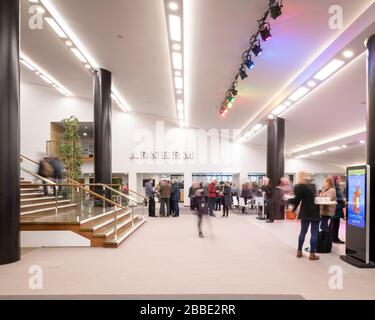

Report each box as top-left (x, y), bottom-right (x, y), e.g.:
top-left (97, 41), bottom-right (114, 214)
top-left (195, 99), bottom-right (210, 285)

top-left (130, 151), bottom-right (195, 160)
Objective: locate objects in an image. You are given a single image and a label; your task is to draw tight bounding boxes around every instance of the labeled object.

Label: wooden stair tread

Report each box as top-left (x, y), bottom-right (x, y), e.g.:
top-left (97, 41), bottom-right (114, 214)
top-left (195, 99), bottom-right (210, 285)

top-left (80, 209), bottom-right (131, 231)
top-left (104, 217), bottom-right (146, 247)
top-left (93, 215), bottom-right (137, 238)
top-left (21, 203), bottom-right (77, 216)
top-left (21, 196), bottom-right (63, 202)
top-left (21, 199), bottom-right (71, 209)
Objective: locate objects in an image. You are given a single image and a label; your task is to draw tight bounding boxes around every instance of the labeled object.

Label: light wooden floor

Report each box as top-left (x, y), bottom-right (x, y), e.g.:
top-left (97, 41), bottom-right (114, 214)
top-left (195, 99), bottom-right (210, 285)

top-left (1, 208), bottom-right (375, 299)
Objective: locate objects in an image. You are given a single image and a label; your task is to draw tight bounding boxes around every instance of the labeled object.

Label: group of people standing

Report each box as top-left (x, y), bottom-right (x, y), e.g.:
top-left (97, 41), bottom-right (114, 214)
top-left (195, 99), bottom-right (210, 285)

top-left (145, 179), bottom-right (181, 217)
top-left (188, 179), bottom-right (236, 218)
top-left (289, 172), bottom-right (345, 261)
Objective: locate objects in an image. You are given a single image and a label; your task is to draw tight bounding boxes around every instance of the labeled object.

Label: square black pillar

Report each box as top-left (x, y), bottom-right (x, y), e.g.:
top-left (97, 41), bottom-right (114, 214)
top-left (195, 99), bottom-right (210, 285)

top-left (0, 0), bottom-right (21, 265)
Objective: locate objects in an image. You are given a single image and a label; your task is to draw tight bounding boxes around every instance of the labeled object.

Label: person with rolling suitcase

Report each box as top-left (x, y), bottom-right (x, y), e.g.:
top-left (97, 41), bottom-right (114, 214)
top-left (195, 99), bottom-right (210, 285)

top-left (317, 177), bottom-right (336, 253)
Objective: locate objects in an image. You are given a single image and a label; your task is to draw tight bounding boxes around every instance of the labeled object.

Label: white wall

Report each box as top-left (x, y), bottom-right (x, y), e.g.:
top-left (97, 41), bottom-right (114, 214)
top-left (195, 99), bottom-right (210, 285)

top-left (21, 83), bottom-right (345, 204)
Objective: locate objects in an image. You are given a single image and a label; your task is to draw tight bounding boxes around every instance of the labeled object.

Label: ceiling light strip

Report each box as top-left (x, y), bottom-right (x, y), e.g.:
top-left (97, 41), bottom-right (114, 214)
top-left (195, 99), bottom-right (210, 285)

top-left (165, 0), bottom-right (185, 127)
top-left (20, 54), bottom-right (73, 96)
top-left (38, 0), bottom-right (130, 112)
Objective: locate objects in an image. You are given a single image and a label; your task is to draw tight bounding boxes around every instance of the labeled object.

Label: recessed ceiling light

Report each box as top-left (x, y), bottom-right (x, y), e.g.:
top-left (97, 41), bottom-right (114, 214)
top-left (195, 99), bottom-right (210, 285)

top-left (307, 81), bottom-right (316, 88)
top-left (169, 15), bottom-right (181, 42)
top-left (271, 104), bottom-right (288, 116)
top-left (172, 52), bottom-right (182, 69)
top-left (360, 140), bottom-right (366, 144)
top-left (311, 151), bottom-right (322, 155)
top-left (172, 43), bottom-right (181, 51)
top-left (327, 146), bottom-right (341, 152)
top-left (343, 50), bottom-right (354, 59)
top-left (284, 101), bottom-right (291, 106)
top-left (40, 75), bottom-right (52, 84)
top-left (268, 114), bottom-right (274, 119)
top-left (44, 17), bottom-right (67, 38)
top-left (342, 145), bottom-right (347, 148)
top-left (314, 59), bottom-right (345, 81)
top-left (83, 132), bottom-right (88, 137)
top-left (169, 2), bottom-right (179, 11)
top-left (65, 40), bottom-right (73, 47)
top-left (289, 87), bottom-right (310, 102)
top-left (175, 77), bottom-right (183, 89)
top-left (85, 64), bottom-right (91, 69)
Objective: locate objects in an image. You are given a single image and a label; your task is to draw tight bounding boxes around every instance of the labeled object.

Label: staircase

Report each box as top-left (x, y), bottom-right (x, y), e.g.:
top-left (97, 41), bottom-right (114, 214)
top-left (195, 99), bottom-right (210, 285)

top-left (20, 179), bottom-right (147, 248)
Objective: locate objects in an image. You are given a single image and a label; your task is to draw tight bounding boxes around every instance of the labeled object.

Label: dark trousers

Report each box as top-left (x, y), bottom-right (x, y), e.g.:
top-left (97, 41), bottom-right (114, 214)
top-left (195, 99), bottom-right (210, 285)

top-left (172, 199), bottom-right (179, 216)
top-left (320, 216), bottom-right (330, 232)
top-left (329, 218), bottom-right (341, 241)
top-left (208, 197), bottom-right (216, 215)
top-left (298, 220), bottom-right (319, 253)
top-left (148, 197), bottom-right (155, 217)
top-left (223, 205), bottom-right (229, 217)
top-left (160, 198), bottom-right (170, 216)
top-left (190, 197), bottom-right (194, 210)
top-left (215, 198), bottom-right (222, 211)
top-left (170, 198), bottom-right (175, 215)
top-left (266, 199), bottom-right (275, 222)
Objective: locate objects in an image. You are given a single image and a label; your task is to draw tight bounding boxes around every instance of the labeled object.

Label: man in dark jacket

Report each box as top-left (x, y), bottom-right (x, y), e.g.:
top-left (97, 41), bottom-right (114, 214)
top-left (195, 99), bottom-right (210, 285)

top-left (171, 180), bottom-right (180, 217)
top-left (145, 179), bottom-right (156, 217)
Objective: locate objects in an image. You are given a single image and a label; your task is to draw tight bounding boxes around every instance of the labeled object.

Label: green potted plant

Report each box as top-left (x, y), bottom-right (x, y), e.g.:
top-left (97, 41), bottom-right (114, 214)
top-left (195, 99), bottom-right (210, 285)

top-left (59, 116), bottom-right (82, 183)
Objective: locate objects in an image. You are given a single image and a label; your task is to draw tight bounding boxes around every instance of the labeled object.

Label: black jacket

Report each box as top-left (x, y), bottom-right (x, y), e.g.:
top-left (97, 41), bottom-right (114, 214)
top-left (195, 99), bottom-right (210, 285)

top-left (290, 183), bottom-right (320, 221)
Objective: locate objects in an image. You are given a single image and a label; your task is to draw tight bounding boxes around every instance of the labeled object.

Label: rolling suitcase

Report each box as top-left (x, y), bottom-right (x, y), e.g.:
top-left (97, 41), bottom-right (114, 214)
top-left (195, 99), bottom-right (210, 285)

top-left (317, 231), bottom-right (332, 253)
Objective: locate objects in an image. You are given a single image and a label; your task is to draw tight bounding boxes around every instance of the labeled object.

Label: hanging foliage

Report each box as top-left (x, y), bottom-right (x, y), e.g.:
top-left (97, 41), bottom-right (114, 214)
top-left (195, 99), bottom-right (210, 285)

top-left (59, 116), bottom-right (82, 181)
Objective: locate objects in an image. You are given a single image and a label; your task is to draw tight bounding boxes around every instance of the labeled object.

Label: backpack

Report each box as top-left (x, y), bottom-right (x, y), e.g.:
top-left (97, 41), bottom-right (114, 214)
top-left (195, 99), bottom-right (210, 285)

top-left (317, 231), bottom-right (332, 253)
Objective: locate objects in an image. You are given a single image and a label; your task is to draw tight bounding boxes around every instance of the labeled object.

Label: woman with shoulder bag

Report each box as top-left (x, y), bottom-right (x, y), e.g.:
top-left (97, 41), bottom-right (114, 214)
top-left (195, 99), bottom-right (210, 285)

top-left (319, 177), bottom-right (337, 232)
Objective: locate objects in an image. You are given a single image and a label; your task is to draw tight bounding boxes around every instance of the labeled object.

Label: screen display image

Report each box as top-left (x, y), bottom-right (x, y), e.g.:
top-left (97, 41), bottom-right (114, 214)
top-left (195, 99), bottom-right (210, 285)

top-left (347, 168), bottom-right (366, 229)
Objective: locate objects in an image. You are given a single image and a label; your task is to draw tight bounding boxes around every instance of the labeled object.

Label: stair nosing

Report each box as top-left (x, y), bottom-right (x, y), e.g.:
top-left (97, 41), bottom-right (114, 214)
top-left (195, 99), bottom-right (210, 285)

top-left (80, 210), bottom-right (131, 231)
top-left (105, 217), bottom-right (147, 245)
top-left (21, 203), bottom-right (77, 216)
top-left (93, 215), bottom-right (137, 238)
top-left (21, 200), bottom-right (71, 209)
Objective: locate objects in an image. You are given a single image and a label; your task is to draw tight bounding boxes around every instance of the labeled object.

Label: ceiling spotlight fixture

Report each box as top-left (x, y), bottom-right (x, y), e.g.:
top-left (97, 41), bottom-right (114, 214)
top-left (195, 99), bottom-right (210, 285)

top-left (239, 67), bottom-right (248, 80)
top-left (343, 50), bottom-right (354, 59)
top-left (65, 40), bottom-right (73, 47)
top-left (269, 1), bottom-right (283, 19)
top-left (260, 23), bottom-right (271, 41)
top-left (83, 132), bottom-right (88, 137)
top-left (251, 41), bottom-right (263, 57)
top-left (307, 81), bottom-right (316, 88)
top-left (168, 2), bottom-right (179, 11)
top-left (245, 55), bottom-right (255, 70)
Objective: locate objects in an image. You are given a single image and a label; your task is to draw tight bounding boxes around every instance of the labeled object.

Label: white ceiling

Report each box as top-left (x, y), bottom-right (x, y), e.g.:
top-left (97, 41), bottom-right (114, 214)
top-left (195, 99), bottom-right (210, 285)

top-left (20, 0), bottom-right (375, 167)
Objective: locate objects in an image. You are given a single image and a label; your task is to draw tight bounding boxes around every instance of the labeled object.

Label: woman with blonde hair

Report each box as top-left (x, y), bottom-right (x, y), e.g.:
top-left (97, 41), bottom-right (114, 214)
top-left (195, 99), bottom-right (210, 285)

top-left (289, 171), bottom-right (320, 260)
top-left (319, 177), bottom-right (337, 232)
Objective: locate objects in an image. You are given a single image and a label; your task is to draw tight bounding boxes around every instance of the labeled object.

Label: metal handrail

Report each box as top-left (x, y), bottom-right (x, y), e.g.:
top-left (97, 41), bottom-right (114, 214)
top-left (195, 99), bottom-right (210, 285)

top-left (82, 183), bottom-right (139, 205)
top-left (21, 167), bottom-right (56, 185)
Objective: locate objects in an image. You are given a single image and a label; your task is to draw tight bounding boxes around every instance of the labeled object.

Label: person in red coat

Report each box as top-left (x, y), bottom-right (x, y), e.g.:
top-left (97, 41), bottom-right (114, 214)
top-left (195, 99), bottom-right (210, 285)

top-left (208, 179), bottom-right (218, 216)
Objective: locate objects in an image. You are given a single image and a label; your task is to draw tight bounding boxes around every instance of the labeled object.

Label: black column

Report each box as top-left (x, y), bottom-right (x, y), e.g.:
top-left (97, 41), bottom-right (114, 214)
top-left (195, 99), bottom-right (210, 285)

top-left (93, 69), bottom-right (112, 200)
top-left (366, 35), bottom-right (375, 261)
top-left (267, 117), bottom-right (285, 220)
top-left (0, 0), bottom-right (20, 265)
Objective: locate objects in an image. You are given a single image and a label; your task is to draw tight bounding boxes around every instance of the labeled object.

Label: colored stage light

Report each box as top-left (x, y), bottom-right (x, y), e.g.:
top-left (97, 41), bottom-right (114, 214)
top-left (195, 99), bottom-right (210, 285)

top-left (245, 56), bottom-right (255, 70)
top-left (251, 41), bottom-right (263, 56)
top-left (260, 24), bottom-right (271, 41)
top-left (239, 67), bottom-right (248, 80)
top-left (269, 1), bottom-right (282, 19)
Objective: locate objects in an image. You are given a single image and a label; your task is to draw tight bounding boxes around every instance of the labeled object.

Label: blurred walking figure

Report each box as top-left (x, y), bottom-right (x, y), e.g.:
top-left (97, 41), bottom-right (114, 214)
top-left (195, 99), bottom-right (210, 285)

top-left (195, 184), bottom-right (207, 238)
top-left (145, 179), bottom-right (156, 217)
top-left (290, 171), bottom-right (320, 261)
top-left (261, 177), bottom-right (275, 223)
top-left (38, 156), bottom-right (54, 196)
top-left (48, 155), bottom-right (65, 196)
top-left (275, 177), bottom-right (293, 219)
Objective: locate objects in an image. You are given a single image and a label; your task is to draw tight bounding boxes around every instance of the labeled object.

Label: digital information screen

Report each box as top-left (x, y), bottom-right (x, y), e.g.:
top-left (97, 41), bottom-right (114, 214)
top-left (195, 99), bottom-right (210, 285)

top-left (347, 168), bottom-right (366, 229)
